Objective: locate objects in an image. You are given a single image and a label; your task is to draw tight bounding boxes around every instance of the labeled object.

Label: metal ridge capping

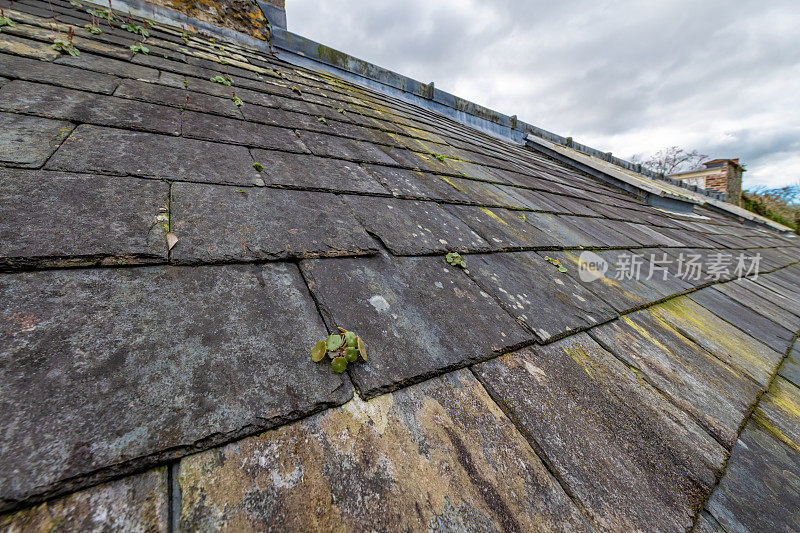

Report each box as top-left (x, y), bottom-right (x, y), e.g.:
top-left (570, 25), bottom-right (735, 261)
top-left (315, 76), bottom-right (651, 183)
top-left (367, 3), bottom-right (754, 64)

top-left (105, 0), bottom-right (793, 234)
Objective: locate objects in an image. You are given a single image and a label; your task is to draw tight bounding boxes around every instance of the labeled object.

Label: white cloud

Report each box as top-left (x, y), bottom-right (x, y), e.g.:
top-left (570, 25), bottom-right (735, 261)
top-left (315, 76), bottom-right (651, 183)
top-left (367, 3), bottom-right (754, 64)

top-left (287, 0), bottom-right (800, 189)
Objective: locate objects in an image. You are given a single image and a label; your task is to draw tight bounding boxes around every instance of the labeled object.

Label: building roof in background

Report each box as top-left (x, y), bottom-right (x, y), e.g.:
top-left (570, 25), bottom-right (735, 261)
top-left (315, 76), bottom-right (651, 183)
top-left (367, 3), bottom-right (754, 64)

top-left (1, 1), bottom-right (799, 530)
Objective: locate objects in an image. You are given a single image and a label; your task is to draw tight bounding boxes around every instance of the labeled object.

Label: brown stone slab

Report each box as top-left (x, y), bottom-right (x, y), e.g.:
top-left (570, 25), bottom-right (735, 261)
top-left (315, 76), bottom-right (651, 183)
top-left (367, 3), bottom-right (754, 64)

top-left (0, 468), bottom-right (168, 531)
top-left (473, 333), bottom-right (726, 532)
top-left (178, 370), bottom-right (591, 532)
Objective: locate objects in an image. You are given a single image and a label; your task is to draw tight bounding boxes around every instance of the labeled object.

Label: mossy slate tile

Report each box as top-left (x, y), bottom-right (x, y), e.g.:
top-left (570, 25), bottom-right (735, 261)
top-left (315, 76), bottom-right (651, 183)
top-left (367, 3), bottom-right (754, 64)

top-left (55, 52), bottom-right (161, 82)
top-left (0, 111), bottom-right (73, 168)
top-left (0, 32), bottom-right (60, 60)
top-left (706, 420), bottom-right (800, 533)
top-left (251, 150), bottom-right (387, 194)
top-left (0, 81), bottom-right (181, 135)
top-left (300, 254), bottom-right (532, 398)
top-left (343, 196), bottom-right (491, 255)
top-left (754, 376), bottom-right (800, 454)
top-left (0, 468), bottom-right (168, 532)
top-left (688, 287), bottom-right (795, 354)
top-left (649, 297), bottom-right (784, 387)
top-left (0, 264), bottom-right (351, 510)
top-left (473, 333), bottom-right (726, 532)
top-left (46, 125), bottom-right (259, 185)
top-left (589, 312), bottom-right (762, 448)
top-left (468, 251), bottom-right (617, 342)
top-left (178, 370), bottom-right (591, 532)
top-left (446, 205), bottom-right (556, 250)
top-left (296, 130), bottom-right (399, 165)
top-left (0, 169), bottom-right (168, 268)
top-left (0, 52), bottom-right (120, 94)
top-left (781, 342), bottom-right (800, 388)
top-left (170, 183), bottom-right (376, 263)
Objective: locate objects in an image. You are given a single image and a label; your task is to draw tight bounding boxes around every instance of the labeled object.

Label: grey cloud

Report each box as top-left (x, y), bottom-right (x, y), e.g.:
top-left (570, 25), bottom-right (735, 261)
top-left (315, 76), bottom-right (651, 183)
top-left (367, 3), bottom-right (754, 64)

top-left (287, 0), bottom-right (800, 188)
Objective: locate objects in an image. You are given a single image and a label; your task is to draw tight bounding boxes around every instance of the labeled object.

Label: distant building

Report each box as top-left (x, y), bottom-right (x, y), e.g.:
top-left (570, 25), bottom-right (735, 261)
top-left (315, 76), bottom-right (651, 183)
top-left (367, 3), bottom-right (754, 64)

top-left (668, 159), bottom-right (744, 204)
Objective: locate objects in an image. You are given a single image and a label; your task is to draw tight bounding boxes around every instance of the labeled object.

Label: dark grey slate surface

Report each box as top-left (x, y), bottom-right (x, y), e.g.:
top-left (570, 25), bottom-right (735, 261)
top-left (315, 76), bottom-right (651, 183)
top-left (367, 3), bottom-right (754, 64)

top-left (300, 254), bottom-right (533, 398)
top-left (546, 250), bottom-right (669, 312)
top-left (296, 130), bottom-right (397, 165)
top-left (46, 125), bottom-right (259, 185)
top-left (473, 333), bottom-right (725, 532)
top-left (714, 279), bottom-right (800, 332)
top-left (589, 312), bottom-right (761, 448)
top-left (781, 342), bottom-right (800, 388)
top-left (113, 79), bottom-right (243, 118)
top-left (688, 287), bottom-right (795, 354)
top-left (0, 52), bottom-right (120, 94)
top-left (55, 52), bottom-right (160, 82)
top-left (706, 420), bottom-right (800, 533)
top-left (0, 169), bottom-right (168, 268)
top-left (0, 263), bottom-right (352, 510)
top-left (524, 212), bottom-right (604, 247)
top-left (0, 81), bottom-right (181, 135)
top-left (445, 205), bottom-right (557, 250)
top-left (251, 150), bottom-right (387, 194)
top-left (467, 251), bottom-right (617, 342)
top-left (170, 183), bottom-right (376, 263)
top-left (181, 110), bottom-right (309, 152)
top-left (0, 112), bottom-right (73, 168)
top-left (361, 164), bottom-right (471, 202)
top-left (342, 196), bottom-right (491, 255)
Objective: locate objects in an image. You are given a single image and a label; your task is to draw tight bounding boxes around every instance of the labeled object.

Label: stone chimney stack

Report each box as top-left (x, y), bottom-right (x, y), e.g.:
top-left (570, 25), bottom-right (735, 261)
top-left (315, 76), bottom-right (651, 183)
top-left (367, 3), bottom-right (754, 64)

top-left (141, 0), bottom-right (286, 40)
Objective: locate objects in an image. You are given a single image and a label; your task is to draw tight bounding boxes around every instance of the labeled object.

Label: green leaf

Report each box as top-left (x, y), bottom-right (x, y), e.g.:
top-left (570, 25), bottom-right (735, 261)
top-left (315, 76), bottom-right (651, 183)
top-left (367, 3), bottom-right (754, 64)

top-left (311, 340), bottom-right (327, 362)
top-left (232, 96), bottom-right (244, 107)
top-left (331, 356), bottom-right (348, 373)
top-left (252, 162), bottom-right (263, 172)
top-left (292, 85), bottom-right (302, 95)
top-left (336, 108), bottom-right (346, 114)
top-left (344, 330), bottom-right (358, 347)
top-left (345, 346), bottom-right (359, 362)
top-left (557, 266), bottom-right (568, 273)
top-left (0, 14), bottom-right (16, 27)
top-left (357, 336), bottom-right (367, 361)
top-left (326, 333), bottom-right (343, 351)
top-left (317, 116), bottom-right (327, 124)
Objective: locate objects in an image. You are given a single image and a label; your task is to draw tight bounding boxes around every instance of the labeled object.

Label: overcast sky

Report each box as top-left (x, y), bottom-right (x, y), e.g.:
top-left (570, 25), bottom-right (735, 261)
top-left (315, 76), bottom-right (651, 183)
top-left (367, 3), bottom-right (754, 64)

top-left (287, 0), bottom-right (800, 189)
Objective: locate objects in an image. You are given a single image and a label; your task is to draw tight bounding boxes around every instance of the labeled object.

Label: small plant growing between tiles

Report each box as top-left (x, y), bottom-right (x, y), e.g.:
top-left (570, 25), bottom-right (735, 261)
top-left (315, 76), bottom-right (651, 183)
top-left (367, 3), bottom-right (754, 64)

top-left (0, 10), bottom-right (16, 30)
top-left (121, 20), bottom-right (149, 37)
top-left (252, 162), bottom-right (263, 172)
top-left (445, 252), bottom-right (466, 269)
top-left (210, 75), bottom-right (232, 86)
top-left (52, 27), bottom-right (80, 56)
top-left (544, 255), bottom-right (568, 273)
top-left (85, 20), bottom-right (102, 34)
top-left (312, 328), bottom-right (367, 374)
top-left (130, 42), bottom-right (149, 55)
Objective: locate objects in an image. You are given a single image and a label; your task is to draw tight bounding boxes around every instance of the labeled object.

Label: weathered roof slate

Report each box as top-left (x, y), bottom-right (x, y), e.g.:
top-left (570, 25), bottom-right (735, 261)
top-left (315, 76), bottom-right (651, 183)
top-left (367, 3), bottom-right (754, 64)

top-left (1, 0), bottom-right (799, 530)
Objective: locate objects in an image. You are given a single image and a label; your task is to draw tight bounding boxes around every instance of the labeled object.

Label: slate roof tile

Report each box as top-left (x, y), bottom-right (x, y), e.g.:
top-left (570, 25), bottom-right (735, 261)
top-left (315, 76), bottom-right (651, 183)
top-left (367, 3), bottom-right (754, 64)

top-left (177, 370), bottom-right (591, 531)
top-left (170, 183), bottom-right (376, 263)
top-left (0, 112), bottom-right (73, 168)
top-left (473, 333), bottom-right (725, 532)
top-left (261, 147), bottom-right (382, 188)
top-left (300, 254), bottom-right (532, 398)
top-left (0, 169), bottom-right (168, 268)
top-left (342, 196), bottom-right (490, 254)
top-left (46, 124), bottom-right (260, 184)
top-left (0, 263), bottom-right (351, 509)
top-left (1, 0), bottom-right (799, 526)
top-left (468, 251), bottom-right (617, 341)
top-left (705, 420), bottom-right (800, 533)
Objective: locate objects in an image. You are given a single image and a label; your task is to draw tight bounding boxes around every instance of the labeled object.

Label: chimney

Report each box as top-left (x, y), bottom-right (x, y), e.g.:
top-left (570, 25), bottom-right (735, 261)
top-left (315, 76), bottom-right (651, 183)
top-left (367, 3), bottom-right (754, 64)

top-left (141, 0), bottom-right (286, 40)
